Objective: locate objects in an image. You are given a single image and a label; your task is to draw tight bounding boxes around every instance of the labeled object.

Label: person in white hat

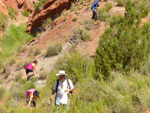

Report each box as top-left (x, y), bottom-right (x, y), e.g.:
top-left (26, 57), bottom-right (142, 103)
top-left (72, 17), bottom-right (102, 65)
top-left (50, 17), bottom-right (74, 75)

top-left (50, 71), bottom-right (74, 110)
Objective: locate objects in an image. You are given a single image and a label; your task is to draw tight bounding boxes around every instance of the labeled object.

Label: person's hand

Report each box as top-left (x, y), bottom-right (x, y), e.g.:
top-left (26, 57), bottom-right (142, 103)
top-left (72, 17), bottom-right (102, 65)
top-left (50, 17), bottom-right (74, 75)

top-left (65, 89), bottom-right (69, 92)
top-left (50, 95), bottom-right (53, 101)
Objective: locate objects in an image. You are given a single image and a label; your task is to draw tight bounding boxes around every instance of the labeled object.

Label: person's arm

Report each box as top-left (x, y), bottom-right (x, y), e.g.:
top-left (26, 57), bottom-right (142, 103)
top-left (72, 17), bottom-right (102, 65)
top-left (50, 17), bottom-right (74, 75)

top-left (39, 95), bottom-right (42, 102)
top-left (65, 79), bottom-right (74, 92)
top-left (32, 63), bottom-right (36, 78)
top-left (28, 93), bottom-right (33, 108)
top-left (50, 90), bottom-right (56, 101)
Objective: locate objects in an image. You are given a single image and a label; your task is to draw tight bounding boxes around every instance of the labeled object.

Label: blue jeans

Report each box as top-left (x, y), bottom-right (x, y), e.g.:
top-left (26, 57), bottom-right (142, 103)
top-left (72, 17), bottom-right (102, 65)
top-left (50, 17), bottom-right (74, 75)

top-left (55, 98), bottom-right (69, 110)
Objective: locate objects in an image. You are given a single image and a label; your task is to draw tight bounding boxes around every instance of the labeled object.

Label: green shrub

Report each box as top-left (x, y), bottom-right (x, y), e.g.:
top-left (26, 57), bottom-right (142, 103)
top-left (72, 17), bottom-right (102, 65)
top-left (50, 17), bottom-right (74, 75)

top-left (56, 51), bottom-right (95, 83)
top-left (84, 19), bottom-right (94, 30)
top-left (39, 71), bottom-right (48, 80)
top-left (9, 58), bottom-right (16, 66)
top-left (23, 82), bottom-right (36, 91)
top-left (0, 11), bottom-right (8, 31)
top-left (115, 0), bottom-right (126, 6)
top-left (0, 24), bottom-right (33, 70)
top-left (42, 18), bottom-right (52, 28)
top-left (33, 47), bottom-right (40, 56)
top-left (21, 10), bottom-right (30, 17)
top-left (18, 78), bottom-right (26, 84)
top-left (14, 72), bottom-right (23, 82)
top-left (0, 87), bottom-right (6, 99)
top-left (72, 17), bottom-right (77, 22)
top-left (34, 0), bottom-right (48, 12)
top-left (94, 1), bottom-right (150, 78)
top-left (45, 43), bottom-right (62, 57)
top-left (98, 3), bottom-right (112, 21)
top-left (73, 26), bottom-right (92, 41)
top-left (7, 7), bottom-right (17, 19)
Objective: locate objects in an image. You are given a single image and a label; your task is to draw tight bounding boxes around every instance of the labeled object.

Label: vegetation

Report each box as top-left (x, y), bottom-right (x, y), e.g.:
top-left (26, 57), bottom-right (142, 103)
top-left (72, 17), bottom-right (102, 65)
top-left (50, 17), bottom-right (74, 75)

top-left (0, 24), bottom-right (33, 71)
top-left (1, 0), bottom-right (150, 112)
top-left (21, 10), bottom-right (30, 17)
top-left (45, 43), bottom-right (62, 57)
top-left (7, 7), bottom-right (17, 19)
top-left (73, 26), bottom-right (92, 41)
top-left (0, 11), bottom-right (8, 31)
top-left (95, 0), bottom-right (150, 78)
top-left (34, 0), bottom-right (48, 12)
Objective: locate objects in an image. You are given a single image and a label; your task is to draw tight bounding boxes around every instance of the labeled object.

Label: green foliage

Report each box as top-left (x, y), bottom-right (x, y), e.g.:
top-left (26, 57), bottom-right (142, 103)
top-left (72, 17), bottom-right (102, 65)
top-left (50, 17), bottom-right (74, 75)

top-left (0, 11), bottom-right (8, 31)
top-left (95, 1), bottom-right (150, 78)
top-left (56, 51), bottom-right (95, 84)
top-left (42, 18), bottom-right (52, 28)
top-left (18, 78), bottom-right (27, 84)
top-left (14, 72), bottom-right (23, 82)
top-left (45, 43), bottom-right (62, 57)
top-left (73, 26), bottom-right (92, 41)
top-left (0, 24), bottom-right (33, 70)
top-left (21, 10), bottom-right (30, 17)
top-left (98, 3), bottom-right (113, 21)
top-left (34, 0), bottom-right (48, 12)
top-left (115, 0), bottom-right (126, 6)
top-left (7, 7), bottom-right (17, 19)
top-left (72, 17), bottom-right (77, 22)
top-left (39, 71), bottom-right (48, 80)
top-left (84, 19), bottom-right (94, 30)
top-left (0, 87), bottom-right (6, 99)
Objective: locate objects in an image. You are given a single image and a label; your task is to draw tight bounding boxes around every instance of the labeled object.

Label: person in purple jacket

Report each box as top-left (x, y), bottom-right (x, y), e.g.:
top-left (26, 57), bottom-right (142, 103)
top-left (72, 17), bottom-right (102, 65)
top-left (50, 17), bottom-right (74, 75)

top-left (91, 0), bottom-right (101, 20)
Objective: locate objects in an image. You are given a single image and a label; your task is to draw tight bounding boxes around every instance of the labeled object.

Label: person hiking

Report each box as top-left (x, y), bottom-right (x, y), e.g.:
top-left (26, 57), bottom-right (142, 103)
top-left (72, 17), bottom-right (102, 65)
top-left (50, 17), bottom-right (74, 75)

top-left (91, 0), bottom-right (101, 20)
top-left (25, 60), bottom-right (38, 81)
top-left (25, 89), bottom-right (42, 108)
top-left (50, 71), bottom-right (74, 110)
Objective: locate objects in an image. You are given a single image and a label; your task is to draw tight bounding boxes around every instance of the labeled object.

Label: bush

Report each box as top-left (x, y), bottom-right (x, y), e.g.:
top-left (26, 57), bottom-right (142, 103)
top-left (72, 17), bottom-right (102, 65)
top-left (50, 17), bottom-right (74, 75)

top-left (115, 0), bottom-right (126, 6)
top-left (72, 17), bottom-right (77, 22)
top-left (9, 58), bottom-right (16, 66)
top-left (73, 26), bottom-right (92, 41)
top-left (0, 87), bottom-right (6, 99)
top-left (0, 24), bottom-right (33, 70)
top-left (0, 11), bottom-right (8, 31)
top-left (56, 51), bottom-right (95, 84)
top-left (18, 78), bottom-right (26, 84)
top-left (94, 2), bottom-right (150, 78)
top-left (14, 72), bottom-right (22, 82)
top-left (21, 10), bottom-right (30, 17)
top-left (84, 19), bottom-right (94, 30)
top-left (34, 0), bottom-right (48, 12)
top-left (98, 3), bottom-right (112, 21)
top-left (39, 71), bottom-right (48, 80)
top-left (7, 7), bottom-right (17, 19)
top-left (33, 47), bottom-right (40, 56)
top-left (45, 43), bottom-right (62, 57)
top-left (42, 18), bottom-right (52, 28)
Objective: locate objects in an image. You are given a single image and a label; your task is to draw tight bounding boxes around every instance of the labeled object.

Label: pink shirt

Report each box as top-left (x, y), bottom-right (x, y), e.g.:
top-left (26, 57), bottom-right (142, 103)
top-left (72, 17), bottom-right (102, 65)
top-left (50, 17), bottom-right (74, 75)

top-left (25, 89), bottom-right (36, 97)
top-left (26, 63), bottom-right (33, 70)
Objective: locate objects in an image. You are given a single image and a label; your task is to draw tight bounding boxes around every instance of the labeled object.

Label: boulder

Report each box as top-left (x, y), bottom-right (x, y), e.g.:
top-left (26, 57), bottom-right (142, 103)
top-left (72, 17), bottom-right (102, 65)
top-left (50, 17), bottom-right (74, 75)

top-left (22, 0), bottom-right (33, 11)
top-left (0, 1), bottom-right (8, 15)
top-left (26, 0), bottom-right (76, 34)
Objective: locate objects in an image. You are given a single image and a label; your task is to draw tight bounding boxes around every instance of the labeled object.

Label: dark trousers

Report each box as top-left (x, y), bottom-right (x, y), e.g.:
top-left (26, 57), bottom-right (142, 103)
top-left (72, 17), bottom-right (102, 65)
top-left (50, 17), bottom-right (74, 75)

top-left (26, 98), bottom-right (36, 107)
top-left (92, 10), bottom-right (99, 20)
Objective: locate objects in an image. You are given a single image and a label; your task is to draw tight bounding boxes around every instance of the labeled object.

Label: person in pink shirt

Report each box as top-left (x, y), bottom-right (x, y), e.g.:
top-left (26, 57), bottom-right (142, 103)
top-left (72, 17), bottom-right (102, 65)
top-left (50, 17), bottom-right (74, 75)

top-left (26, 60), bottom-right (38, 80)
top-left (25, 89), bottom-right (42, 108)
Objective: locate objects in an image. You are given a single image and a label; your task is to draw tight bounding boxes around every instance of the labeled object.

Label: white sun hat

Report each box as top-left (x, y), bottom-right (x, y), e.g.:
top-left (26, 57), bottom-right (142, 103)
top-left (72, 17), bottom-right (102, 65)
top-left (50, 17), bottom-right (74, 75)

top-left (56, 70), bottom-right (67, 76)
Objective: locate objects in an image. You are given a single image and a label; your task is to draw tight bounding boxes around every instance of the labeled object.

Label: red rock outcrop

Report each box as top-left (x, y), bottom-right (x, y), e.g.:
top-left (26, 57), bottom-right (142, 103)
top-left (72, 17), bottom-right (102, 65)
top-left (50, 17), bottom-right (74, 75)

top-left (26, 0), bottom-right (76, 34)
top-left (2, 0), bottom-right (34, 11)
top-left (0, 1), bottom-right (8, 15)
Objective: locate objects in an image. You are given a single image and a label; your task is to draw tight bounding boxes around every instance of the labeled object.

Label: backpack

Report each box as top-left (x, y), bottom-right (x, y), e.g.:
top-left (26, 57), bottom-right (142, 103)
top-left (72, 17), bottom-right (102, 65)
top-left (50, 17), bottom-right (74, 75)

top-left (55, 79), bottom-right (73, 95)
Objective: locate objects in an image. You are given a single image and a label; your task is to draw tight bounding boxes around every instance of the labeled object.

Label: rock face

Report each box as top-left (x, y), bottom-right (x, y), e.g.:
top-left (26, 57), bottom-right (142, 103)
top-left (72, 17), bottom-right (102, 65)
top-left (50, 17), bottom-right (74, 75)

top-left (26, 0), bottom-right (76, 34)
top-left (0, 1), bottom-right (8, 14)
top-left (2, 0), bottom-right (34, 11)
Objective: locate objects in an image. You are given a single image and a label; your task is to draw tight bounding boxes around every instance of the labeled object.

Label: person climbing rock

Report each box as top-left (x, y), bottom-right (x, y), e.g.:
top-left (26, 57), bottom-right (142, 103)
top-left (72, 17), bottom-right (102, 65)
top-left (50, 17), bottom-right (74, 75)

top-left (91, 0), bottom-right (101, 20)
top-left (25, 60), bottom-right (38, 81)
top-left (50, 71), bottom-right (74, 110)
top-left (25, 89), bottom-right (42, 108)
